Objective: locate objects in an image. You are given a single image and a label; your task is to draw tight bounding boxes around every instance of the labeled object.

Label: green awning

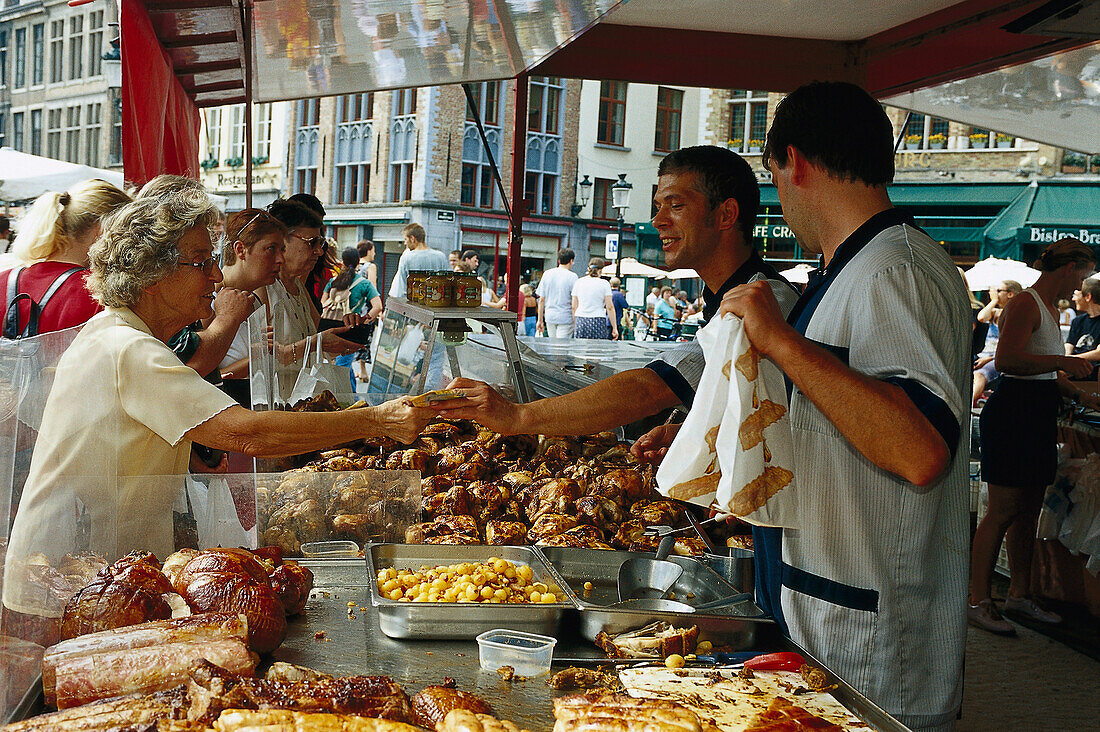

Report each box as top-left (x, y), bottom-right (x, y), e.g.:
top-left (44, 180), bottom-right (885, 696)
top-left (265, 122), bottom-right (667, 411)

top-left (325, 217), bottom-right (408, 226)
top-left (760, 182), bottom-right (1027, 208)
top-left (981, 181), bottom-right (1100, 259)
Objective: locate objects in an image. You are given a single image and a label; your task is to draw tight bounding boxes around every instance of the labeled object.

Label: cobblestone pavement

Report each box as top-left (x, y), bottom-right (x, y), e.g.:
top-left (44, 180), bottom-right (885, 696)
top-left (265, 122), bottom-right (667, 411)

top-left (956, 623), bottom-right (1100, 731)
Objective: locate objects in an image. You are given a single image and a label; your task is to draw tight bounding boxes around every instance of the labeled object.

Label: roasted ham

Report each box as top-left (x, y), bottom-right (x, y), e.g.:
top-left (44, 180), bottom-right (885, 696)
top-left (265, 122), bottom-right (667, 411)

top-left (212, 709), bottom-right (421, 731)
top-left (412, 686), bottom-right (492, 729)
top-left (553, 693), bottom-right (705, 732)
top-left (50, 637), bottom-right (256, 709)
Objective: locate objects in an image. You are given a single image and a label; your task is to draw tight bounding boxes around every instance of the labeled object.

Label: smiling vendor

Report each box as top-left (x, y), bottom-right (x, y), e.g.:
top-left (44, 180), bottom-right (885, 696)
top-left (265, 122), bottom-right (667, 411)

top-left (4, 190), bottom-right (432, 615)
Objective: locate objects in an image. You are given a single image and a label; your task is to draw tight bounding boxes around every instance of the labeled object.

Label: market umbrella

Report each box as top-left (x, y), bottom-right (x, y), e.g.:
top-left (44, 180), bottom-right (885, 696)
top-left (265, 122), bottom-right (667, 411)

top-left (780, 263), bottom-right (817, 285)
top-left (662, 268), bottom-right (700, 280)
top-left (602, 258), bottom-right (668, 278)
top-left (0, 148), bottom-right (125, 201)
top-left (964, 257), bottom-right (1042, 291)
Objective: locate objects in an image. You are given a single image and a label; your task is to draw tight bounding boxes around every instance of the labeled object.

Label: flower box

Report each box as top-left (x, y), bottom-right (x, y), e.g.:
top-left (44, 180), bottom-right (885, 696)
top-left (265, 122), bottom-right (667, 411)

top-left (970, 139), bottom-right (987, 149)
top-left (748, 139), bottom-right (764, 154)
top-left (928, 134), bottom-right (946, 150)
top-left (904, 134), bottom-right (922, 150)
top-left (996, 141), bottom-right (1012, 149)
top-left (929, 142), bottom-right (946, 150)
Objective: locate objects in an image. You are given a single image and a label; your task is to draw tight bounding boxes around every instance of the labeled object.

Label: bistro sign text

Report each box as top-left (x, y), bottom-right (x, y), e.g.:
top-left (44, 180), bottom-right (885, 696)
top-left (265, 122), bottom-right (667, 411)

top-left (1022, 226), bottom-right (1100, 245)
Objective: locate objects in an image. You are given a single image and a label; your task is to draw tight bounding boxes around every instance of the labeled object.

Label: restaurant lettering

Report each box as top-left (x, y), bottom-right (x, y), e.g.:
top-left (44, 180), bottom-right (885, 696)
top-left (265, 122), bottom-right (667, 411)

top-left (211, 171), bottom-right (281, 190)
top-left (753, 223), bottom-right (797, 240)
top-left (1026, 227), bottom-right (1100, 245)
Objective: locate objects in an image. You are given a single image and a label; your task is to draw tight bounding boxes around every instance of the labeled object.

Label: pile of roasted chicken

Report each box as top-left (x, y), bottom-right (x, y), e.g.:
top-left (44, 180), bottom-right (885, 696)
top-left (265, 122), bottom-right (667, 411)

top-left (259, 397), bottom-right (711, 556)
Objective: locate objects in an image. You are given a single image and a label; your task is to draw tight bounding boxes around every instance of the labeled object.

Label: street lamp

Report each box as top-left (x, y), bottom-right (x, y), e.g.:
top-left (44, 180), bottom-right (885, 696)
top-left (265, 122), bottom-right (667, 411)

top-left (571, 174), bottom-right (592, 217)
top-left (611, 173), bottom-right (632, 280)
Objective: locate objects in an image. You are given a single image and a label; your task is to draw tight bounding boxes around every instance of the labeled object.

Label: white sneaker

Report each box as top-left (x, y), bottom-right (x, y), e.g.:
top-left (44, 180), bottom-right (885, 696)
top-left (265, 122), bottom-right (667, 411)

top-left (967, 599), bottom-right (1016, 635)
top-left (1004, 596), bottom-right (1062, 624)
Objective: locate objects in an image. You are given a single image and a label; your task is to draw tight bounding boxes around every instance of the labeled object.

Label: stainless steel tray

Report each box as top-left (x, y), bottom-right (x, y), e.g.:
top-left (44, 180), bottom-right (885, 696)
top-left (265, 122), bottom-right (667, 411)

top-left (366, 544), bottom-right (575, 639)
top-left (536, 546), bottom-right (772, 647)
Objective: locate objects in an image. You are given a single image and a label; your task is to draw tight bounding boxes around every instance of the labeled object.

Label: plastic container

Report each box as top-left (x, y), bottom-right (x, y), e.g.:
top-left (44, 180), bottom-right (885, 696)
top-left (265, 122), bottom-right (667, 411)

top-left (300, 540), bottom-right (361, 558)
top-left (475, 628), bottom-right (557, 677)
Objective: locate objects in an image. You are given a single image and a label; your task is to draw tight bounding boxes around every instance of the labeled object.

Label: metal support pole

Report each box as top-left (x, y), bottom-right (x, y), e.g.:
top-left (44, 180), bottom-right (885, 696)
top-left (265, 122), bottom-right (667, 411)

top-left (242, 1), bottom-right (254, 208)
top-left (507, 73), bottom-right (529, 313)
top-left (615, 213), bottom-right (623, 280)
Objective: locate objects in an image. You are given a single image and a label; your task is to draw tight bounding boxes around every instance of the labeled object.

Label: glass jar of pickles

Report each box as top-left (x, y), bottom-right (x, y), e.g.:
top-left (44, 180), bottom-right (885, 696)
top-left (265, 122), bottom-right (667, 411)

top-left (453, 271), bottom-right (482, 308)
top-left (423, 271), bottom-right (453, 307)
top-left (406, 270), bottom-right (430, 304)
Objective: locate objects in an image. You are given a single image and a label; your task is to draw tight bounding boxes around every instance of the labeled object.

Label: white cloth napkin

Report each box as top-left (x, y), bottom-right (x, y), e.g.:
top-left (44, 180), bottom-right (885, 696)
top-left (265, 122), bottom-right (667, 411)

top-left (656, 314), bottom-right (799, 528)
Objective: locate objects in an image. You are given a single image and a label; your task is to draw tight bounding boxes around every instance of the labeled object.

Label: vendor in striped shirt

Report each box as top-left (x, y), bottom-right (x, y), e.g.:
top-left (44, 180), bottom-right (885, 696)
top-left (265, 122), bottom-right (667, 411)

top-left (719, 82), bottom-right (970, 732)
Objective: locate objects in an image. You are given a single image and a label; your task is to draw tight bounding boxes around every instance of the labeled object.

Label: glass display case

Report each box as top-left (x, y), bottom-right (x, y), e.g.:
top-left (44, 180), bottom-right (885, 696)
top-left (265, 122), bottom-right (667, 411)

top-left (368, 297), bottom-right (532, 402)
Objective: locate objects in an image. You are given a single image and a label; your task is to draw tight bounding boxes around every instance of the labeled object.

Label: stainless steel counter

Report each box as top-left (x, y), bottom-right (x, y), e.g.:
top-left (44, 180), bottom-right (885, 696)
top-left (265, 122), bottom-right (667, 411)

top-left (276, 558), bottom-right (596, 731)
top-left (5, 558), bottom-right (908, 732)
top-left (282, 559), bottom-right (910, 732)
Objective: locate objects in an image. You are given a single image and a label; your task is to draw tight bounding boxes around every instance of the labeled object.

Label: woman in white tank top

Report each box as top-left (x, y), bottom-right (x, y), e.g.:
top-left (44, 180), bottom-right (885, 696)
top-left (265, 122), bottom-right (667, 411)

top-left (971, 237), bottom-right (1100, 635)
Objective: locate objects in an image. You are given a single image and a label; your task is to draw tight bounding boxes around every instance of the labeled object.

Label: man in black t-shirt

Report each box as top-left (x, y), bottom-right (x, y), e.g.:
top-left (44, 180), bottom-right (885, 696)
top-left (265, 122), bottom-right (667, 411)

top-left (1065, 277), bottom-right (1100, 380)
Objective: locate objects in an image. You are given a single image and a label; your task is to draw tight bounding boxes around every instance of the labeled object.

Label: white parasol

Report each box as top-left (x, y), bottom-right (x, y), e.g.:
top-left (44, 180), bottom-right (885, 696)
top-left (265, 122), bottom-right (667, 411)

top-left (0, 147), bottom-right (125, 201)
top-left (601, 258), bottom-right (668, 278)
top-left (662, 268), bottom-right (700, 280)
top-left (964, 257), bottom-right (1042, 291)
top-left (780, 263), bottom-right (817, 285)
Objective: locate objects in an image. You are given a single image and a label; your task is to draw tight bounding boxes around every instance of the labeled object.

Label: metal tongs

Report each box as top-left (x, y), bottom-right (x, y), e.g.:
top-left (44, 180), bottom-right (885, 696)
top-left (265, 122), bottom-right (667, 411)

top-left (641, 517), bottom-right (719, 538)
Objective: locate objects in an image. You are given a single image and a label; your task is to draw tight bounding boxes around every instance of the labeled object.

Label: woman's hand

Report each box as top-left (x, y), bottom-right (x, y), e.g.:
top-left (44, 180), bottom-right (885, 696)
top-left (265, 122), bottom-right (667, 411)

top-left (320, 327), bottom-right (361, 356)
top-left (341, 312), bottom-right (367, 327)
top-left (1060, 355), bottom-right (1093, 379)
top-left (374, 398), bottom-right (435, 443)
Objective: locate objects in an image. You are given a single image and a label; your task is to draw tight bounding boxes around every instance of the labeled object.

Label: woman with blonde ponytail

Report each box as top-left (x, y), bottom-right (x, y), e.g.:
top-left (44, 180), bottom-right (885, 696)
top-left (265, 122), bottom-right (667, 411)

top-left (1, 179), bottom-right (131, 335)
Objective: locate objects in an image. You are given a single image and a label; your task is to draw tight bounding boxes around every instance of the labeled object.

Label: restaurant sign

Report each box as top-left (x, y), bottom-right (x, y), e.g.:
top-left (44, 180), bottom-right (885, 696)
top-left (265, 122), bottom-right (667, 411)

top-left (206, 170), bottom-right (282, 192)
top-left (753, 223), bottom-right (798, 240)
top-left (1018, 226), bottom-right (1100, 245)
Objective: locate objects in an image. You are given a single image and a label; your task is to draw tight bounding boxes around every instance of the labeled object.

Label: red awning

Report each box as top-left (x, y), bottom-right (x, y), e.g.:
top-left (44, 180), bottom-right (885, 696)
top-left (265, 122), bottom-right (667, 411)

top-left (120, 0), bottom-right (203, 187)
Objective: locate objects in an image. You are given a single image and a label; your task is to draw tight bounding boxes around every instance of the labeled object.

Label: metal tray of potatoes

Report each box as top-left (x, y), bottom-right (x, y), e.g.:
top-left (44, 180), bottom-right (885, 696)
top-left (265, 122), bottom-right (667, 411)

top-left (536, 546), bottom-right (773, 648)
top-left (366, 544), bottom-right (576, 639)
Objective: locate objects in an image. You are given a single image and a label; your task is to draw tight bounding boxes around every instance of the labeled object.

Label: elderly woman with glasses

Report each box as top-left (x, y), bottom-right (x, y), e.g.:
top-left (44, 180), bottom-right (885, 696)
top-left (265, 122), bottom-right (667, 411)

top-left (3, 190), bottom-right (431, 573)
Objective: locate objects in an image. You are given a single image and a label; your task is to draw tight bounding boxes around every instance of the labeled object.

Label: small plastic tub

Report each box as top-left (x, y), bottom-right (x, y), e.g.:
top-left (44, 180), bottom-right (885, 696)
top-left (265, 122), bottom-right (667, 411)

top-left (475, 629), bottom-right (557, 677)
top-left (300, 540), bottom-right (360, 558)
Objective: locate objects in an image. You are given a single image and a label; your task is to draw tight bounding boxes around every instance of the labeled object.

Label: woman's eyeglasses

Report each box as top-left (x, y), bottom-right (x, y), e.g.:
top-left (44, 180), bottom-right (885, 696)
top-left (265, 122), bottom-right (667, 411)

top-left (289, 232), bottom-right (327, 251)
top-left (179, 255), bottom-right (220, 277)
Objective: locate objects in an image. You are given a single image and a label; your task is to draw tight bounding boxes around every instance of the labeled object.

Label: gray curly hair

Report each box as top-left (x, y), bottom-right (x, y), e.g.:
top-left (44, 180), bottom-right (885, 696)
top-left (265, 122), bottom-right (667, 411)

top-left (87, 188), bottom-right (219, 308)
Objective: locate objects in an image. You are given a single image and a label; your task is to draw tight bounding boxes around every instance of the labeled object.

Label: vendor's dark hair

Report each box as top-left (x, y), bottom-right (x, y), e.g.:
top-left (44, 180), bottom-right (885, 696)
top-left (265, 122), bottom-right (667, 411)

top-left (1034, 237), bottom-right (1095, 272)
top-left (658, 145), bottom-right (758, 242)
top-left (267, 199), bottom-right (322, 230)
top-left (763, 81), bottom-right (894, 186)
top-left (557, 248), bottom-right (575, 265)
top-left (331, 246), bottom-right (361, 291)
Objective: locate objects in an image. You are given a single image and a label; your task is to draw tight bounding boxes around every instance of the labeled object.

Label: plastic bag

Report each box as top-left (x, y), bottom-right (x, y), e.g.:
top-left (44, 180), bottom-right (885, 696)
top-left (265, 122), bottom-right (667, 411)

top-left (187, 475), bottom-right (251, 549)
top-left (656, 314), bottom-right (798, 527)
top-left (289, 334), bottom-right (347, 404)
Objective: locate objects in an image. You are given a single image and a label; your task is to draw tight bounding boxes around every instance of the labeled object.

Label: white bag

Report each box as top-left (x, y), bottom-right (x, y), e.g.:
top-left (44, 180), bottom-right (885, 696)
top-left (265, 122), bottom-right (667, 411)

top-left (656, 314), bottom-right (798, 528)
top-left (289, 334), bottom-right (347, 404)
top-left (187, 476), bottom-right (252, 548)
